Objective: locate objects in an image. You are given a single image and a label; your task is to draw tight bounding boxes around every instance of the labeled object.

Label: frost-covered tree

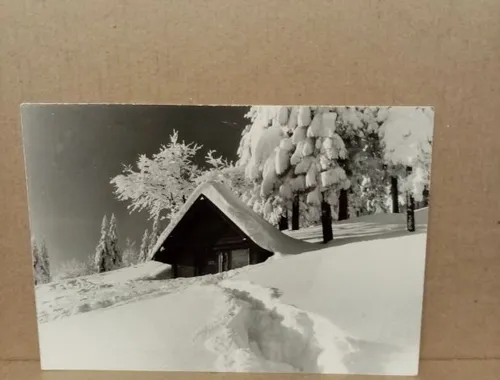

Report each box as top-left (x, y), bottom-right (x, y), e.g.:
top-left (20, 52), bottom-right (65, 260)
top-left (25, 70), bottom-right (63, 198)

top-left (335, 106), bottom-right (390, 218)
top-left (94, 215), bottom-right (112, 273)
top-left (55, 256), bottom-right (95, 280)
top-left (194, 150), bottom-right (252, 198)
top-left (236, 106), bottom-right (299, 229)
top-left (379, 107), bottom-right (433, 199)
top-left (31, 237), bottom-right (40, 285)
top-left (31, 237), bottom-right (51, 285)
top-left (122, 238), bottom-right (140, 267)
top-left (38, 240), bottom-right (51, 283)
top-left (139, 229), bottom-right (150, 263)
top-left (147, 214), bottom-right (162, 253)
top-left (110, 130), bottom-right (203, 220)
top-left (289, 107), bottom-right (351, 241)
top-left (237, 106), bottom-right (350, 242)
top-left (107, 213), bottom-right (122, 269)
top-left (379, 106), bottom-right (434, 230)
top-left (236, 107), bottom-right (287, 224)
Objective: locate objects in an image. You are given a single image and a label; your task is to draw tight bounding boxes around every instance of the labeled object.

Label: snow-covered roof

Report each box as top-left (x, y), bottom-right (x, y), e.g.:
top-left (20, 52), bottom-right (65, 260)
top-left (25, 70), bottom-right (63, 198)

top-left (149, 181), bottom-right (315, 259)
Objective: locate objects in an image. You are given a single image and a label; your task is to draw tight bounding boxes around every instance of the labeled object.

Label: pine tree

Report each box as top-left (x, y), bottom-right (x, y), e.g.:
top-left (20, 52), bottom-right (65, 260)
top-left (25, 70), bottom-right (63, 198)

top-left (32, 237), bottom-right (51, 285)
top-left (31, 237), bottom-right (40, 285)
top-left (94, 215), bottom-right (111, 273)
top-left (379, 106), bottom-right (434, 215)
top-left (236, 106), bottom-right (289, 227)
top-left (139, 229), bottom-right (150, 262)
top-left (293, 107), bottom-right (350, 242)
top-left (237, 106), bottom-right (351, 242)
top-left (335, 106), bottom-right (389, 218)
top-left (39, 239), bottom-right (51, 283)
top-left (107, 213), bottom-right (122, 269)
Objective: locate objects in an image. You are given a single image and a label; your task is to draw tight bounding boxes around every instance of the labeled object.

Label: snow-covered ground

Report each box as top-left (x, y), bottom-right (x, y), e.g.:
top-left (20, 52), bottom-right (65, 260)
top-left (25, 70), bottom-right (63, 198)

top-left (35, 209), bottom-right (428, 376)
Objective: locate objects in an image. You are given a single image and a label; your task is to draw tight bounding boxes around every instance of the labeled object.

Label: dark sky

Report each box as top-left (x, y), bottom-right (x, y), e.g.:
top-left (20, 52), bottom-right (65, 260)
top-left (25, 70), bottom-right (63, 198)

top-left (21, 104), bottom-right (248, 269)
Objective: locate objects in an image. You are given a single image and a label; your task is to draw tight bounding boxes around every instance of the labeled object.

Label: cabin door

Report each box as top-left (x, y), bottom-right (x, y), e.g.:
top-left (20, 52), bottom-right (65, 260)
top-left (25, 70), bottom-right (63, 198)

top-left (216, 248), bottom-right (250, 272)
top-left (217, 251), bottom-right (230, 272)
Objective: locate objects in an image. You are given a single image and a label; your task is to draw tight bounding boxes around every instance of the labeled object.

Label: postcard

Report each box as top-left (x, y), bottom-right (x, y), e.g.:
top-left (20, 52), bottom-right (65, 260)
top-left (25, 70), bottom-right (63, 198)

top-left (21, 104), bottom-right (434, 375)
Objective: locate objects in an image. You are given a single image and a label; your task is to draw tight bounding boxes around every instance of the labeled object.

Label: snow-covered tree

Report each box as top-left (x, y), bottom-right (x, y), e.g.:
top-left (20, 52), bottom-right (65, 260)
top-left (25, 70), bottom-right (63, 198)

top-left (235, 106), bottom-right (300, 229)
top-left (55, 256), bottom-right (95, 280)
top-left (147, 214), bottom-right (162, 253)
top-left (194, 150), bottom-right (252, 197)
top-left (31, 237), bottom-right (39, 285)
top-left (122, 238), bottom-right (140, 267)
top-left (379, 106), bottom-right (434, 230)
top-left (379, 106), bottom-right (433, 201)
top-left (139, 229), bottom-right (150, 263)
top-left (31, 237), bottom-right (51, 285)
top-left (237, 106), bottom-right (351, 242)
top-left (110, 130), bottom-right (203, 220)
top-left (334, 106), bottom-right (390, 218)
top-left (107, 213), bottom-right (122, 269)
top-left (38, 240), bottom-right (51, 283)
top-left (94, 215), bottom-right (112, 273)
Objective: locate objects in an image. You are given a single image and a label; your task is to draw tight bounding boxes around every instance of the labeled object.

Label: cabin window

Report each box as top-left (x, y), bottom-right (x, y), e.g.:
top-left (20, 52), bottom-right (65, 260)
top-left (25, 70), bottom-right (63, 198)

top-left (230, 249), bottom-right (249, 269)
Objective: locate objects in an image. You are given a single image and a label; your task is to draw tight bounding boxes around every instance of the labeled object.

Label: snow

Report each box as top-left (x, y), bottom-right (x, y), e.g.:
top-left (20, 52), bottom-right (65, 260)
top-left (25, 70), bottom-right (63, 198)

top-left (305, 164), bottom-right (318, 188)
top-left (301, 137), bottom-right (315, 156)
top-left (380, 107), bottom-right (434, 167)
top-left (149, 181), bottom-right (315, 259)
top-left (306, 187), bottom-right (321, 206)
top-left (35, 209), bottom-right (428, 376)
top-left (274, 147), bottom-right (290, 175)
top-left (298, 106), bottom-right (311, 127)
top-left (240, 120), bottom-right (283, 181)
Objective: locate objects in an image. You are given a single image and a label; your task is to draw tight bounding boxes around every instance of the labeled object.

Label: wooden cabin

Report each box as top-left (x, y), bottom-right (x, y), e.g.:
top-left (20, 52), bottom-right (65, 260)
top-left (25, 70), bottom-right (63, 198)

top-left (150, 188), bottom-right (274, 278)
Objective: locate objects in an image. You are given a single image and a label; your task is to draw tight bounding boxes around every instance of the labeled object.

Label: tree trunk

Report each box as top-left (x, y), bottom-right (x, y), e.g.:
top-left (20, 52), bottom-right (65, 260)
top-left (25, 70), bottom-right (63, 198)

top-left (278, 209), bottom-right (288, 231)
top-left (422, 186), bottom-right (430, 207)
top-left (292, 196), bottom-right (300, 231)
top-left (406, 167), bottom-right (416, 232)
top-left (338, 189), bottom-right (349, 221)
top-left (321, 196), bottom-right (333, 243)
top-left (391, 176), bottom-right (400, 213)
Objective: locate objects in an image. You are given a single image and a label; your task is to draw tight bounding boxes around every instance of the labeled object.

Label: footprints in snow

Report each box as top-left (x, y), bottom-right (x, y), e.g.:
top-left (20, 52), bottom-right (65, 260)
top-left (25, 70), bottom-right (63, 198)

top-left (199, 280), bottom-right (353, 373)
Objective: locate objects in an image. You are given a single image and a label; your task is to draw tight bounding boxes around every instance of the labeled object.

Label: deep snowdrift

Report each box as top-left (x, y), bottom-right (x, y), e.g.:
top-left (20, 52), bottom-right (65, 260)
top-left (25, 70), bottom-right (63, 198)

top-left (35, 211), bottom-right (428, 375)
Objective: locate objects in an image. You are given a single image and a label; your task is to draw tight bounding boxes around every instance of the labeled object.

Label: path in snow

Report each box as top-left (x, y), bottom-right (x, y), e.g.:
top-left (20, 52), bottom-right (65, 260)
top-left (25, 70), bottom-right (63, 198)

top-left (196, 279), bottom-right (415, 375)
top-left (196, 279), bottom-right (355, 373)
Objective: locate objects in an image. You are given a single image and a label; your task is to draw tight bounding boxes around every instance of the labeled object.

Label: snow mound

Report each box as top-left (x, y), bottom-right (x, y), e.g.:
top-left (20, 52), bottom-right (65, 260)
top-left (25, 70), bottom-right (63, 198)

top-left (197, 280), bottom-right (355, 373)
top-left (35, 215), bottom-right (427, 375)
top-left (150, 181), bottom-right (316, 259)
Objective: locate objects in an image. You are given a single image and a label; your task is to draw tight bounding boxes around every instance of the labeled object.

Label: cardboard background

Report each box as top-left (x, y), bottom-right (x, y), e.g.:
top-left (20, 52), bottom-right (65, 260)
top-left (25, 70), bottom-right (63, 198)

top-left (1, 0), bottom-right (499, 379)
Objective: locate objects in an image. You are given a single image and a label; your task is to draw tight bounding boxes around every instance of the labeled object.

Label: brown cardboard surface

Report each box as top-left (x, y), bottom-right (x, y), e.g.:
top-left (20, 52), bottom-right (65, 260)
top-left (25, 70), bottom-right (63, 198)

top-left (2, 360), bottom-right (500, 380)
top-left (1, 0), bottom-right (499, 379)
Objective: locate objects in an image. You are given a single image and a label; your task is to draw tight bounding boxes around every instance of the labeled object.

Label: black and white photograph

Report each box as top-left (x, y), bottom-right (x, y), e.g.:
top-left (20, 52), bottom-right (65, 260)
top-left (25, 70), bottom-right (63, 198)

top-left (21, 104), bottom-right (434, 376)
